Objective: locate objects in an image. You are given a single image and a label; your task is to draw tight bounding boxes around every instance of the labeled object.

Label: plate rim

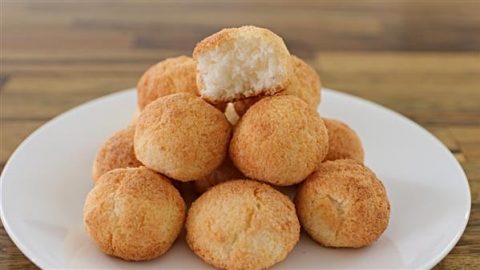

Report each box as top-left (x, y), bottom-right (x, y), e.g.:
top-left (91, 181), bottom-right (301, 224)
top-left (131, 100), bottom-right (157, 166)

top-left (0, 88), bottom-right (471, 269)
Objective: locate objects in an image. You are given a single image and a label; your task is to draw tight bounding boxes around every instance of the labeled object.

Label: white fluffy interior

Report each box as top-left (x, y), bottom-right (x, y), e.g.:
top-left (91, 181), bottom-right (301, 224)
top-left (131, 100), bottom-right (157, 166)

top-left (198, 35), bottom-right (286, 99)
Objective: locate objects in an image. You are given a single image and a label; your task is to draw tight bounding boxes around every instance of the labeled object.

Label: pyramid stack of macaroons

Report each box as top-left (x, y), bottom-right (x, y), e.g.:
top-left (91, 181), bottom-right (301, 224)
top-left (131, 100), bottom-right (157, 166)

top-left (84, 25), bottom-right (390, 269)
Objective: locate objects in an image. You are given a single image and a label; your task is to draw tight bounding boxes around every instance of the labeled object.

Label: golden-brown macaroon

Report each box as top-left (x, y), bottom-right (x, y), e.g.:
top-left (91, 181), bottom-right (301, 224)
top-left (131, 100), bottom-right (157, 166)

top-left (230, 95), bottom-right (329, 186)
top-left (288, 55), bottom-right (321, 107)
top-left (92, 126), bottom-right (142, 182)
top-left (137, 56), bottom-right (198, 110)
top-left (324, 118), bottom-right (365, 163)
top-left (134, 93), bottom-right (232, 182)
top-left (186, 180), bottom-right (300, 270)
top-left (193, 26), bottom-right (292, 103)
top-left (234, 55), bottom-right (321, 116)
top-left (193, 157), bottom-right (244, 194)
top-left (84, 167), bottom-right (186, 261)
top-left (295, 159), bottom-right (390, 248)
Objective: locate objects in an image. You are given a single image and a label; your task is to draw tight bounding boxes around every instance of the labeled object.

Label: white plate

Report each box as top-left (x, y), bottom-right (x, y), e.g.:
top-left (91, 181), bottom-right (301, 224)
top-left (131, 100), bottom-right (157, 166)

top-left (0, 88), bottom-right (470, 269)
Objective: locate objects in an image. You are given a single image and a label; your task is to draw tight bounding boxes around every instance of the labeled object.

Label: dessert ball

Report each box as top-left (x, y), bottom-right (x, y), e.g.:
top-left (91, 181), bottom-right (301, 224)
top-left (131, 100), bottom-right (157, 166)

top-left (193, 26), bottom-right (292, 103)
top-left (134, 93), bottom-right (231, 181)
top-left (194, 157), bottom-right (244, 194)
top-left (230, 95), bottom-right (329, 186)
top-left (234, 55), bottom-right (321, 116)
top-left (287, 55), bottom-right (321, 108)
top-left (137, 56), bottom-right (198, 110)
top-left (92, 126), bottom-right (142, 182)
top-left (295, 159), bottom-right (390, 248)
top-left (186, 180), bottom-right (300, 270)
top-left (324, 118), bottom-right (364, 163)
top-left (84, 167), bottom-right (186, 261)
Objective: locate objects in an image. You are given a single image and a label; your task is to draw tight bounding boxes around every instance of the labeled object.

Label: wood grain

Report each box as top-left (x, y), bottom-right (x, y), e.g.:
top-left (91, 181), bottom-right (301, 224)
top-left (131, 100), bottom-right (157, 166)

top-left (1, 0), bottom-right (479, 269)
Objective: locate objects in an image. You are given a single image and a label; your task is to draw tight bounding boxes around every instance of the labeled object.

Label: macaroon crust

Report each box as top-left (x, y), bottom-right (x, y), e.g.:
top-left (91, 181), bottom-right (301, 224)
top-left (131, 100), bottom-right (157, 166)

top-left (193, 26), bottom-right (293, 103)
top-left (83, 167), bottom-right (186, 261)
top-left (230, 95), bottom-right (329, 186)
top-left (134, 93), bottom-right (232, 182)
top-left (186, 180), bottom-right (300, 270)
top-left (137, 56), bottom-right (198, 110)
top-left (295, 159), bottom-right (390, 248)
top-left (92, 125), bottom-right (142, 182)
top-left (323, 118), bottom-right (365, 163)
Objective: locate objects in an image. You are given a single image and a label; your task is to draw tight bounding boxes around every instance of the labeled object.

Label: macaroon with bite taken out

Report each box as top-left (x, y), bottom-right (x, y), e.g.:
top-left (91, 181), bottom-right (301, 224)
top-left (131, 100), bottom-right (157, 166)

top-left (193, 26), bottom-right (293, 103)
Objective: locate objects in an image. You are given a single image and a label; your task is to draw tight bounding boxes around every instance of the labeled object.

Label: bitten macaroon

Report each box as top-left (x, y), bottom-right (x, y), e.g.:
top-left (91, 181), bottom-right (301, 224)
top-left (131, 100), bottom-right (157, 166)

top-left (84, 167), bottom-right (186, 261)
top-left (186, 180), bottom-right (300, 270)
top-left (295, 159), bottom-right (390, 248)
top-left (193, 26), bottom-right (292, 103)
top-left (134, 93), bottom-right (231, 181)
top-left (230, 95), bottom-right (329, 186)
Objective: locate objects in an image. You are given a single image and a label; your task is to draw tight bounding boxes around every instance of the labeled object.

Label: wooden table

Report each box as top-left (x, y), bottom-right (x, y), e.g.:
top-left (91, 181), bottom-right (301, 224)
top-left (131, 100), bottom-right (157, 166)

top-left (1, 1), bottom-right (479, 269)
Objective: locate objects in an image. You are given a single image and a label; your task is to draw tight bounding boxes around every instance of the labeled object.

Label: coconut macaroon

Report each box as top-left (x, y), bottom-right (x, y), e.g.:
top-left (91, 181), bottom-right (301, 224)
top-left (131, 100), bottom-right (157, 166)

top-left (194, 157), bottom-right (244, 194)
top-left (92, 126), bottom-right (142, 182)
top-left (134, 93), bottom-right (231, 181)
top-left (295, 159), bottom-right (390, 248)
top-left (137, 56), bottom-right (198, 110)
top-left (288, 55), bottom-right (321, 108)
top-left (186, 180), bottom-right (300, 270)
top-left (84, 167), bottom-right (186, 261)
top-left (234, 55), bottom-right (321, 116)
top-left (193, 26), bottom-right (292, 103)
top-left (230, 95), bottom-right (329, 186)
top-left (324, 118), bottom-right (365, 163)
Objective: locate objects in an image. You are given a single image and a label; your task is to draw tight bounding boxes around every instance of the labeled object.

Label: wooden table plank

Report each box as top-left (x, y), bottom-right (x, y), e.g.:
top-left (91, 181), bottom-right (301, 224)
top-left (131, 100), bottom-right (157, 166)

top-left (4, 1), bottom-right (480, 53)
